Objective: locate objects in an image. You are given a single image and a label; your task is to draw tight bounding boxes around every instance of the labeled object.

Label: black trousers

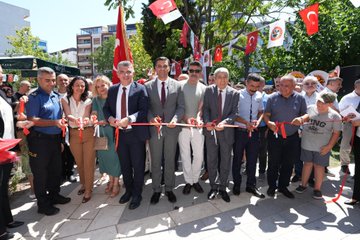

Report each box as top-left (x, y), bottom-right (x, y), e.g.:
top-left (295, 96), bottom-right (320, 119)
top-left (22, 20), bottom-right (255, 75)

top-left (27, 131), bottom-right (62, 209)
top-left (61, 144), bottom-right (75, 178)
top-left (267, 132), bottom-right (300, 189)
top-left (352, 136), bottom-right (360, 200)
top-left (117, 130), bottom-right (145, 199)
top-left (257, 126), bottom-right (268, 174)
top-left (0, 163), bottom-right (14, 234)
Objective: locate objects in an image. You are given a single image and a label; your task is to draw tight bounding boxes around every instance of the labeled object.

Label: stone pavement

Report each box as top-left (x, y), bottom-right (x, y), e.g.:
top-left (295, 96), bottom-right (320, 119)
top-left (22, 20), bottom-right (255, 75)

top-left (7, 164), bottom-right (360, 240)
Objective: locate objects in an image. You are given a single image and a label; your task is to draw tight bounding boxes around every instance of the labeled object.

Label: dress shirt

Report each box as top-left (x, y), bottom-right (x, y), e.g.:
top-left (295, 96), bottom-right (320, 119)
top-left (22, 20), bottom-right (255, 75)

top-left (218, 87), bottom-right (227, 113)
top-left (235, 89), bottom-right (263, 128)
top-left (157, 78), bottom-right (169, 101)
top-left (116, 84), bottom-right (136, 123)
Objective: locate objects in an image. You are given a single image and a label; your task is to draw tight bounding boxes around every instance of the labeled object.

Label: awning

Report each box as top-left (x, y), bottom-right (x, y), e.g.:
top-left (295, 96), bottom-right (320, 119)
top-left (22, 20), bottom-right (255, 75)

top-left (0, 56), bottom-right (80, 77)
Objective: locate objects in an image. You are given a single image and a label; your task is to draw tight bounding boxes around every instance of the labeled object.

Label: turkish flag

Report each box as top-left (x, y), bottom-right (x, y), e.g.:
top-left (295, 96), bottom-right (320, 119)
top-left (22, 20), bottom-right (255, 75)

top-left (112, 6), bottom-right (133, 84)
top-left (149, 0), bottom-right (177, 17)
top-left (245, 31), bottom-right (258, 55)
top-left (175, 61), bottom-right (182, 78)
top-left (214, 45), bottom-right (222, 63)
top-left (180, 22), bottom-right (189, 48)
top-left (299, 3), bottom-right (319, 36)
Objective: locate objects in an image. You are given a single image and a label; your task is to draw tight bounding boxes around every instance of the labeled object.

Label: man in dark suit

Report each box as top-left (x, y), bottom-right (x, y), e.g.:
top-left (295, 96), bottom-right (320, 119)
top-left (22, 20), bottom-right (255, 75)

top-left (145, 56), bottom-right (185, 204)
top-left (103, 61), bottom-right (150, 210)
top-left (203, 67), bottom-right (239, 202)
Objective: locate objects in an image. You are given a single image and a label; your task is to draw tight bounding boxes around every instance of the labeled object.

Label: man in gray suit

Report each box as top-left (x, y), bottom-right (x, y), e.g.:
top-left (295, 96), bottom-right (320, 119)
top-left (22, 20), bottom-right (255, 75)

top-left (145, 56), bottom-right (185, 204)
top-left (203, 67), bottom-right (239, 202)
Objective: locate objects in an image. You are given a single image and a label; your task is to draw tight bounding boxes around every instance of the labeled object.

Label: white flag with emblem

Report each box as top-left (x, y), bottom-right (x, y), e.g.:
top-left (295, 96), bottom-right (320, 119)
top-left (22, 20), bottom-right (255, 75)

top-left (267, 20), bottom-right (286, 49)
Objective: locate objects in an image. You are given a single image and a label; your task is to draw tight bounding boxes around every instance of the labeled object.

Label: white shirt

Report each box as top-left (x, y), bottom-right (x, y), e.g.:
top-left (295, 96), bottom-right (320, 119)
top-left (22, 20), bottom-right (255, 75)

top-left (0, 96), bottom-right (14, 139)
top-left (235, 89), bottom-right (263, 128)
top-left (157, 78), bottom-right (169, 101)
top-left (218, 87), bottom-right (227, 112)
top-left (339, 91), bottom-right (360, 111)
top-left (115, 85), bottom-right (136, 124)
top-left (302, 91), bottom-right (319, 106)
top-left (63, 95), bottom-right (92, 128)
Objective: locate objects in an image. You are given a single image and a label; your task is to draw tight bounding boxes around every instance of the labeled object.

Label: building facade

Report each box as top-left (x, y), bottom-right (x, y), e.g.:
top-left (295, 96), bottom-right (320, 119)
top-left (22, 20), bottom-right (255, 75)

top-left (76, 24), bottom-right (136, 78)
top-left (0, 1), bottom-right (30, 56)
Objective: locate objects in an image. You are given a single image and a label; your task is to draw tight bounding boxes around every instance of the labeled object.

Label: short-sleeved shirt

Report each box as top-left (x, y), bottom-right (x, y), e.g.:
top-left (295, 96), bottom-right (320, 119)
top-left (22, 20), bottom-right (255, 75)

top-left (62, 95), bottom-right (92, 128)
top-left (181, 81), bottom-right (206, 121)
top-left (235, 89), bottom-right (263, 128)
top-left (301, 105), bottom-right (342, 152)
top-left (26, 87), bottom-right (62, 134)
top-left (265, 92), bottom-right (307, 136)
top-left (302, 91), bottom-right (319, 107)
top-left (259, 92), bottom-right (269, 127)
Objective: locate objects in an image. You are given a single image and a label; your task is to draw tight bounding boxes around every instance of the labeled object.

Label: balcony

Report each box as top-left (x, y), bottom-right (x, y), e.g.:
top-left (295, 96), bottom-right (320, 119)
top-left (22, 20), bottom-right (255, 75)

top-left (77, 51), bottom-right (91, 56)
top-left (79, 69), bottom-right (92, 75)
top-left (77, 43), bottom-right (91, 48)
top-left (78, 61), bottom-right (92, 67)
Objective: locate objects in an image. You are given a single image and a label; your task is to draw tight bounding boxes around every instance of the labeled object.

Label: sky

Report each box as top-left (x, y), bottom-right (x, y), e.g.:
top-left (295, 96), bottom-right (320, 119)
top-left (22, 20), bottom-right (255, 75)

top-left (1, 0), bottom-right (146, 53)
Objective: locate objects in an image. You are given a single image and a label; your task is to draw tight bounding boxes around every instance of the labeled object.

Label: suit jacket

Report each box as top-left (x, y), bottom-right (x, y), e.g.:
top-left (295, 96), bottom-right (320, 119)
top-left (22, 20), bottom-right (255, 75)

top-left (103, 81), bottom-right (150, 142)
top-left (145, 77), bottom-right (185, 136)
top-left (203, 85), bottom-right (239, 145)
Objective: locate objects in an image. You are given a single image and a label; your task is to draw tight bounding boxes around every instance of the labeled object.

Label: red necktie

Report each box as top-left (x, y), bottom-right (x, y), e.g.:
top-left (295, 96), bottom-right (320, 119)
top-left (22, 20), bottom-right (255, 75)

top-left (121, 87), bottom-right (127, 119)
top-left (161, 81), bottom-right (166, 107)
top-left (217, 90), bottom-right (222, 123)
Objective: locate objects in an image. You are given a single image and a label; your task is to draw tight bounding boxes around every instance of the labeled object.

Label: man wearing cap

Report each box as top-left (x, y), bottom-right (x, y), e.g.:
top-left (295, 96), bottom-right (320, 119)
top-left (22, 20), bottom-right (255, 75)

top-left (263, 75), bottom-right (307, 199)
top-left (295, 92), bottom-right (341, 199)
top-left (339, 79), bottom-right (360, 175)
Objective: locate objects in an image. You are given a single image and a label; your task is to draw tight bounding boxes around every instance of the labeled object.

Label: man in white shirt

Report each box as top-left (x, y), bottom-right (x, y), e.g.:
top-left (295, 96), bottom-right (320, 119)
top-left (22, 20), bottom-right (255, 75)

top-left (321, 77), bottom-right (343, 111)
top-left (339, 79), bottom-right (360, 174)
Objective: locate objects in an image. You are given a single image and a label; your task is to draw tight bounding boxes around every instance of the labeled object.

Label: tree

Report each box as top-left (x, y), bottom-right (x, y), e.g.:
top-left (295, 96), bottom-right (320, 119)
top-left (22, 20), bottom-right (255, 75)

top-left (129, 24), bottom-right (153, 80)
top-left (7, 27), bottom-right (75, 66)
top-left (92, 35), bottom-right (115, 79)
top-left (6, 27), bottom-right (49, 60)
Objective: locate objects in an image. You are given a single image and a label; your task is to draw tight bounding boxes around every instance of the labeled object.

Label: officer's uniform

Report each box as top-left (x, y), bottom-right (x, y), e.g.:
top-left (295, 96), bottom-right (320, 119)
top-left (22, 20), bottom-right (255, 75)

top-left (25, 87), bottom-right (62, 210)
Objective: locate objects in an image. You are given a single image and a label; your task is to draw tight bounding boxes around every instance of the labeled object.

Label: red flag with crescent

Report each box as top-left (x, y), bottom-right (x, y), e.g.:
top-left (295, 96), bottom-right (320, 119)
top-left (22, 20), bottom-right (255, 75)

top-left (214, 45), bottom-right (222, 63)
top-left (299, 3), bottom-right (319, 36)
top-left (112, 6), bottom-right (133, 84)
top-left (245, 31), bottom-right (258, 55)
top-left (149, 0), bottom-right (177, 17)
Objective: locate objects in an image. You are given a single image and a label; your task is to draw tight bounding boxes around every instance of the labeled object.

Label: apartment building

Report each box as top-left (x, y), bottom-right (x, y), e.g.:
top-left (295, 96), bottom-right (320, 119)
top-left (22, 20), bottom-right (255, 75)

top-left (76, 24), bottom-right (136, 77)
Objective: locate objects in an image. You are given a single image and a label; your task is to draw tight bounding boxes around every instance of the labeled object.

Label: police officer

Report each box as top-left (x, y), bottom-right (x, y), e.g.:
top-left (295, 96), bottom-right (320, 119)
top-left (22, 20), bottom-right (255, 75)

top-left (25, 67), bottom-right (70, 216)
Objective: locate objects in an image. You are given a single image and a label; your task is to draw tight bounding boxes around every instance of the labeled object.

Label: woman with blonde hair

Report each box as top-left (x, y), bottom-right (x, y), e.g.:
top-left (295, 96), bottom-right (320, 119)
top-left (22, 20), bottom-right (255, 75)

top-left (91, 75), bottom-right (121, 197)
top-left (61, 76), bottom-right (95, 203)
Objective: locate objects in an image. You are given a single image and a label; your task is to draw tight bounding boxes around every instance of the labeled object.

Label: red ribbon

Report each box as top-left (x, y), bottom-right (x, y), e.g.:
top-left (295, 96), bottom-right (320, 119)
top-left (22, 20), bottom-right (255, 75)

top-left (325, 171), bottom-right (349, 203)
top-left (61, 118), bottom-right (67, 138)
top-left (77, 118), bottom-right (83, 141)
top-left (23, 127), bottom-right (30, 135)
top-left (18, 100), bottom-right (25, 115)
top-left (275, 121), bottom-right (287, 139)
top-left (155, 116), bottom-right (162, 137)
top-left (115, 126), bottom-right (119, 150)
top-left (0, 151), bottom-right (18, 164)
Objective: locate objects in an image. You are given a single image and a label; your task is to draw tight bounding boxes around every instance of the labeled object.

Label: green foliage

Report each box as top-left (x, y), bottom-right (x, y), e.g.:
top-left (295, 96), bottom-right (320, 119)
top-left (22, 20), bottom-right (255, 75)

top-left (92, 35), bottom-right (116, 79)
top-left (212, 58), bottom-right (244, 84)
top-left (103, 0), bottom-right (134, 19)
top-left (6, 27), bottom-right (75, 67)
top-left (129, 24), bottom-right (153, 79)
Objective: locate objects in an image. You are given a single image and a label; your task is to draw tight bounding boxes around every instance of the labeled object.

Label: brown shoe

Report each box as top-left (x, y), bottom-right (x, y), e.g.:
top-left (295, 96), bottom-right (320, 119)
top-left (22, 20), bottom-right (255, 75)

top-left (200, 171), bottom-right (209, 181)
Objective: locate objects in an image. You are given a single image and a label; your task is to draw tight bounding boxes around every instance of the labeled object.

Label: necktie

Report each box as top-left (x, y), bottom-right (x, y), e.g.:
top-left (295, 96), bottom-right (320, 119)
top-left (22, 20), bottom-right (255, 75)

top-left (249, 94), bottom-right (253, 122)
top-left (121, 87), bottom-right (127, 119)
top-left (161, 81), bottom-right (166, 107)
top-left (217, 90), bottom-right (223, 123)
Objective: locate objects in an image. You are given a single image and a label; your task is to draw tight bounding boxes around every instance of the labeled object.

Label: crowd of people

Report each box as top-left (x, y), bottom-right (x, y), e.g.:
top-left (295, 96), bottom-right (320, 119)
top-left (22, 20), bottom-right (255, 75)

top-left (0, 58), bottom-right (360, 240)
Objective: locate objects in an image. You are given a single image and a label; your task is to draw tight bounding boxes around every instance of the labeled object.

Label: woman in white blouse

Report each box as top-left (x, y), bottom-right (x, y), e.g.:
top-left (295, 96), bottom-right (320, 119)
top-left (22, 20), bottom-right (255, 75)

top-left (61, 76), bottom-right (95, 203)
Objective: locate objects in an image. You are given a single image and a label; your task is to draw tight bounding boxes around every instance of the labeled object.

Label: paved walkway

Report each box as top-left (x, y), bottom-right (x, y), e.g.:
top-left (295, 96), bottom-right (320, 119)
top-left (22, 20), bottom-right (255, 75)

top-left (8, 164), bottom-right (360, 240)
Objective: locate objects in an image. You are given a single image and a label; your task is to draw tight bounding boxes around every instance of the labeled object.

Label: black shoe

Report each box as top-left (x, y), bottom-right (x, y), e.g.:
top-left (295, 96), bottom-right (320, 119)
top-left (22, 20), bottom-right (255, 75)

top-left (165, 191), bottom-right (177, 203)
top-left (119, 192), bottom-right (132, 204)
top-left (278, 187), bottom-right (295, 199)
top-left (51, 194), bottom-right (71, 205)
top-left (208, 189), bottom-right (217, 200)
top-left (67, 175), bottom-right (77, 183)
top-left (6, 221), bottom-right (24, 228)
top-left (192, 182), bottom-right (204, 193)
top-left (200, 171), bottom-right (209, 181)
top-left (233, 185), bottom-right (240, 196)
top-left (267, 187), bottom-right (276, 197)
top-left (150, 192), bottom-right (161, 204)
top-left (129, 196), bottom-right (142, 210)
top-left (246, 187), bottom-right (265, 198)
top-left (182, 183), bottom-right (192, 195)
top-left (344, 199), bottom-right (359, 206)
top-left (0, 232), bottom-right (14, 240)
top-left (38, 206), bottom-right (60, 216)
top-left (219, 190), bottom-right (230, 202)
top-left (341, 165), bottom-right (351, 175)
top-left (291, 175), bottom-right (301, 183)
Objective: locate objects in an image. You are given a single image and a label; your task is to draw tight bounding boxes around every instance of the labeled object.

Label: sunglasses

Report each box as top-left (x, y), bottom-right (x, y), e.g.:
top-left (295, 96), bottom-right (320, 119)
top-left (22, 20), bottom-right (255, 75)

top-left (189, 69), bottom-right (201, 73)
